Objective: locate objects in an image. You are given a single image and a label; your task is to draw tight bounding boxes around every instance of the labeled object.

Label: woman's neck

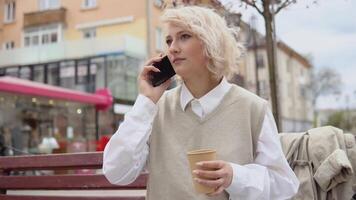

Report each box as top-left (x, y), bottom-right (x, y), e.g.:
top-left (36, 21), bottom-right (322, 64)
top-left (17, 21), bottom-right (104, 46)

top-left (184, 74), bottom-right (222, 99)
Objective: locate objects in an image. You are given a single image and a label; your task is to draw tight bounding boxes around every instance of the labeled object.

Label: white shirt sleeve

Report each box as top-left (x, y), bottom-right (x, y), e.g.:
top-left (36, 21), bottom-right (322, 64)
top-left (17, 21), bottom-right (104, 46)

top-left (225, 108), bottom-right (300, 200)
top-left (103, 94), bottom-right (157, 185)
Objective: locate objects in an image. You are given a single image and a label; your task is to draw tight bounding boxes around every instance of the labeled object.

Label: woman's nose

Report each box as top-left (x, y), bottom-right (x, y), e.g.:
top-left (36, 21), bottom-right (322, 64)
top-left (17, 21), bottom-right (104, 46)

top-left (168, 41), bottom-right (180, 54)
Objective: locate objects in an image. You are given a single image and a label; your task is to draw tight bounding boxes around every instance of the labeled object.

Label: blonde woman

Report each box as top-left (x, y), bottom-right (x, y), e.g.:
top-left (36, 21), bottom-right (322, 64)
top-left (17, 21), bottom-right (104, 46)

top-left (103, 6), bottom-right (299, 200)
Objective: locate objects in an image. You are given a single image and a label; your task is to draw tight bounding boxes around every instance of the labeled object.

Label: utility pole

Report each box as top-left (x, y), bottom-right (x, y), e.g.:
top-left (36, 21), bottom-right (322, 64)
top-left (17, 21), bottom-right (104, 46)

top-left (271, 0), bottom-right (281, 130)
top-left (262, 0), bottom-right (280, 130)
top-left (146, 0), bottom-right (152, 57)
top-left (250, 15), bottom-right (260, 96)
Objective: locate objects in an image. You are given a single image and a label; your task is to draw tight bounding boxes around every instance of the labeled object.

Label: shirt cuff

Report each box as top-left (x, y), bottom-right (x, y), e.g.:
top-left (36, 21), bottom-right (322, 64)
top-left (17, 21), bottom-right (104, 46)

top-left (225, 162), bottom-right (248, 195)
top-left (129, 94), bottom-right (158, 123)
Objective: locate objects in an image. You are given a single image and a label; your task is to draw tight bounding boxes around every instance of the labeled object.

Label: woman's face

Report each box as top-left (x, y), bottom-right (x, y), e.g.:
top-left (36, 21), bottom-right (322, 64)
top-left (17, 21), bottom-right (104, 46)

top-left (165, 23), bottom-right (209, 80)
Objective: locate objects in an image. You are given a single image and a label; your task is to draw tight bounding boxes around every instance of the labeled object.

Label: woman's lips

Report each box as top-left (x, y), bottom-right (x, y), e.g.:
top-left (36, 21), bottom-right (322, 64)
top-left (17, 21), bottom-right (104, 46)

top-left (173, 58), bottom-right (185, 64)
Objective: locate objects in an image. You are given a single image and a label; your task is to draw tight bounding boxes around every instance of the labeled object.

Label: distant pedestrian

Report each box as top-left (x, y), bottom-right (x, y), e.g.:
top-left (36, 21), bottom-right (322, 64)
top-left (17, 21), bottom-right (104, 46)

top-left (11, 121), bottom-right (24, 155)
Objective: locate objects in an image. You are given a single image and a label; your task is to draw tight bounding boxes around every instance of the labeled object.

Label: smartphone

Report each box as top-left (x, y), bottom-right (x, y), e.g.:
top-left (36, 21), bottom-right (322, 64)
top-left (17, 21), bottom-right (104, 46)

top-left (150, 56), bottom-right (176, 87)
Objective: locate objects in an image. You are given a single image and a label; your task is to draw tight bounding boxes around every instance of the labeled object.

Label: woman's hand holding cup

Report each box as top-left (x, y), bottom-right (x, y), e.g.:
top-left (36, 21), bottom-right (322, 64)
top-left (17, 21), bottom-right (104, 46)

top-left (193, 160), bottom-right (233, 196)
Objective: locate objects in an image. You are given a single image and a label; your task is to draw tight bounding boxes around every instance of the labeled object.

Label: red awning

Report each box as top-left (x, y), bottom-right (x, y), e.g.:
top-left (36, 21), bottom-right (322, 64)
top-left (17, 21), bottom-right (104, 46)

top-left (0, 76), bottom-right (113, 111)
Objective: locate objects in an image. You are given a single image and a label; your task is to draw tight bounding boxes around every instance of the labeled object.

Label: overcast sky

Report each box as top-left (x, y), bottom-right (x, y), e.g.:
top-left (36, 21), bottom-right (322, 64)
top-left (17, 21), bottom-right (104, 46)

top-left (220, 0), bottom-right (356, 110)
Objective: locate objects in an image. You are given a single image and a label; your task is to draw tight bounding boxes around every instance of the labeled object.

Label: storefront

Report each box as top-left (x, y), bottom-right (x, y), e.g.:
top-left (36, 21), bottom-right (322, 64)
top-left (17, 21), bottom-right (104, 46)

top-left (0, 76), bottom-right (112, 156)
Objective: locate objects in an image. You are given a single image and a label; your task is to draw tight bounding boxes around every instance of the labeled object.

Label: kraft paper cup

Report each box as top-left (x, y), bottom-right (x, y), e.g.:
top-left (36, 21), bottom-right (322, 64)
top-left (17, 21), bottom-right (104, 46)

top-left (187, 149), bottom-right (216, 193)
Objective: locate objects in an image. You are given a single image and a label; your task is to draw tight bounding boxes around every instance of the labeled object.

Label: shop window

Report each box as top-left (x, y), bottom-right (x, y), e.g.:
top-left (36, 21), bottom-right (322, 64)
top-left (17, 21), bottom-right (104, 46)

top-left (4, 1), bottom-right (16, 23)
top-left (58, 60), bottom-right (96, 92)
top-left (75, 61), bottom-right (97, 92)
top-left (76, 62), bottom-right (89, 84)
top-left (0, 93), bottom-right (100, 155)
top-left (24, 24), bottom-right (61, 47)
top-left (0, 68), bottom-right (6, 76)
top-left (39, 0), bottom-right (60, 11)
top-left (91, 57), bottom-right (106, 89)
top-left (33, 65), bottom-right (45, 83)
top-left (82, 0), bottom-right (96, 9)
top-left (107, 56), bottom-right (139, 101)
top-left (19, 66), bottom-right (31, 80)
top-left (59, 61), bottom-right (75, 89)
top-left (48, 63), bottom-right (60, 86)
top-left (5, 67), bottom-right (18, 77)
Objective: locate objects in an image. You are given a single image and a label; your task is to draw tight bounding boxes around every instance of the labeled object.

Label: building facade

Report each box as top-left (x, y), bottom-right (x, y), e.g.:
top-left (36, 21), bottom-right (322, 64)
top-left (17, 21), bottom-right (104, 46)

top-left (239, 21), bottom-right (313, 132)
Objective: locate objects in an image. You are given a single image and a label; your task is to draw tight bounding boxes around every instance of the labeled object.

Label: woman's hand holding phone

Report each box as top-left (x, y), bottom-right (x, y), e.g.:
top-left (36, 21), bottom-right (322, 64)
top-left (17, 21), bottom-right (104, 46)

top-left (138, 55), bottom-right (172, 104)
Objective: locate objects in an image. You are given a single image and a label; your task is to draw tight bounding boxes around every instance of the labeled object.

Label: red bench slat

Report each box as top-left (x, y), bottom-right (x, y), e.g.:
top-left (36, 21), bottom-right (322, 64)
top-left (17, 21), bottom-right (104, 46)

top-left (0, 195), bottom-right (145, 200)
top-left (0, 152), bottom-right (103, 171)
top-left (0, 174), bottom-right (147, 190)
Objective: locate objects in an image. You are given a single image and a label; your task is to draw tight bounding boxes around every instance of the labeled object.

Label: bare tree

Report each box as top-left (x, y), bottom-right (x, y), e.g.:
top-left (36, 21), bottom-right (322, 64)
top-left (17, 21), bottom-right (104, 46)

top-left (311, 67), bottom-right (342, 126)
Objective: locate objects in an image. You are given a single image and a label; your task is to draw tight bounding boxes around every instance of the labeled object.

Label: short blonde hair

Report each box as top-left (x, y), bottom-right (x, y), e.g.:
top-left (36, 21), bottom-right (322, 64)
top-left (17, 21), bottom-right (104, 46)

top-left (161, 6), bottom-right (243, 79)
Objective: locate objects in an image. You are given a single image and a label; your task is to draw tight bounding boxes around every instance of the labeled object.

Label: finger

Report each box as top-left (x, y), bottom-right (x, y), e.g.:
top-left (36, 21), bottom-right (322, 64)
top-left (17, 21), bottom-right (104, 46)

top-left (193, 169), bottom-right (226, 180)
top-left (141, 65), bottom-right (160, 76)
top-left (196, 160), bottom-right (224, 170)
top-left (194, 177), bottom-right (224, 188)
top-left (207, 186), bottom-right (225, 196)
top-left (139, 66), bottom-right (160, 82)
top-left (145, 55), bottom-right (164, 66)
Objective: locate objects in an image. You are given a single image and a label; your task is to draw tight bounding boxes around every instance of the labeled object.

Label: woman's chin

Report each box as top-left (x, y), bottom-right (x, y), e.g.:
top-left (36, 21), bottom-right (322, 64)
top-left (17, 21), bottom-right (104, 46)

top-left (173, 67), bottom-right (184, 76)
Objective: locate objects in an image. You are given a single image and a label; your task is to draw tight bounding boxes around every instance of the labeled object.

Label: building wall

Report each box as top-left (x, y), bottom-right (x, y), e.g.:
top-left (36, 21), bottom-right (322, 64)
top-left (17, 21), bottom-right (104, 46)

top-left (0, 0), bottom-right (150, 49)
top-left (150, 1), bottom-right (165, 56)
top-left (0, 0), bottom-right (32, 49)
top-left (0, 2), bottom-right (4, 46)
top-left (62, 0), bottom-right (147, 41)
top-left (276, 48), bottom-right (313, 132)
top-left (240, 19), bottom-right (313, 132)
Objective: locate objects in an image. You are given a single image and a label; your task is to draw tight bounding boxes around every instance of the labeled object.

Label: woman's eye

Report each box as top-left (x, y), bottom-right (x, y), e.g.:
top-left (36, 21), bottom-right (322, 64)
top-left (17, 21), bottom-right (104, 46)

top-left (181, 34), bottom-right (191, 40)
top-left (166, 39), bottom-right (172, 46)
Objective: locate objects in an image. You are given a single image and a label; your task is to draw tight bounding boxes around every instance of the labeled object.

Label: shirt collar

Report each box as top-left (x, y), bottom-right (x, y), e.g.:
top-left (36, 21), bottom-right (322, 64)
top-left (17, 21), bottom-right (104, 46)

top-left (180, 77), bottom-right (232, 113)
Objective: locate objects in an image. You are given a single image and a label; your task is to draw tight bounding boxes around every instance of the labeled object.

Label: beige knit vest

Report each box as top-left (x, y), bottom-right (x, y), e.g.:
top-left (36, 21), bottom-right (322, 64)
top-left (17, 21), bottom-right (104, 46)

top-left (147, 85), bottom-right (267, 200)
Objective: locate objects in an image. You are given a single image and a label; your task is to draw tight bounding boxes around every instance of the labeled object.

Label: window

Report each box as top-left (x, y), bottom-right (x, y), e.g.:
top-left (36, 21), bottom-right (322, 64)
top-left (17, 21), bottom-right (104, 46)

top-left (39, 0), bottom-right (60, 11)
top-left (4, 41), bottom-right (15, 50)
top-left (4, 1), bottom-right (16, 23)
top-left (155, 27), bottom-right (163, 51)
top-left (286, 59), bottom-right (291, 73)
top-left (23, 24), bottom-right (61, 47)
top-left (82, 0), bottom-right (96, 9)
top-left (256, 53), bottom-right (264, 68)
top-left (82, 28), bottom-right (96, 39)
top-left (19, 66), bottom-right (31, 80)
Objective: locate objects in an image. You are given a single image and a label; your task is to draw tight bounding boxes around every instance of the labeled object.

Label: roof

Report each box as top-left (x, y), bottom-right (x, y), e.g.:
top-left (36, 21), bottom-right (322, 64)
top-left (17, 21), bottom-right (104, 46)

top-left (0, 76), bottom-right (112, 110)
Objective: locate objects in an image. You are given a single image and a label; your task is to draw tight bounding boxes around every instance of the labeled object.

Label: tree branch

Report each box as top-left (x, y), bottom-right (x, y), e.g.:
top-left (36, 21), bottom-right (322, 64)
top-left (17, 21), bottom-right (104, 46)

top-left (241, 0), bottom-right (263, 15)
top-left (275, 0), bottom-right (295, 14)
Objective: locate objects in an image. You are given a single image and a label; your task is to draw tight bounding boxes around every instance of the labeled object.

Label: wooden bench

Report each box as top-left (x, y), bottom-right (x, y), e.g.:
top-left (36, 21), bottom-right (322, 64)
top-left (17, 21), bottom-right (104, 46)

top-left (0, 152), bottom-right (147, 200)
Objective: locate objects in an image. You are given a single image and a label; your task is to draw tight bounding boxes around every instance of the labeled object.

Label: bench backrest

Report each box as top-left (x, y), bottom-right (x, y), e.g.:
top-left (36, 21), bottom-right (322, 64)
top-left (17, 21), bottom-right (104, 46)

top-left (0, 152), bottom-right (147, 200)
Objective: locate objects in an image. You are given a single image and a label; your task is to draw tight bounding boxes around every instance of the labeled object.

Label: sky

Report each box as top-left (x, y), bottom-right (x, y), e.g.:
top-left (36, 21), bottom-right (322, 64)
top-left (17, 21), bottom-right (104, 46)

top-left (219, 0), bottom-right (356, 110)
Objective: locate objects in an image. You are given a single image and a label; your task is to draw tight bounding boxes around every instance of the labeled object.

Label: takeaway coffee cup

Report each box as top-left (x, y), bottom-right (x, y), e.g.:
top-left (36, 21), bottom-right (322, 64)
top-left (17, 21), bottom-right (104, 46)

top-left (187, 149), bottom-right (216, 193)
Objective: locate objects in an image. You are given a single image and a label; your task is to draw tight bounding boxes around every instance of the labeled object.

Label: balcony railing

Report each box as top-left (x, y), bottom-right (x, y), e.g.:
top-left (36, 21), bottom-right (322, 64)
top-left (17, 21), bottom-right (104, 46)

top-left (23, 8), bottom-right (66, 28)
top-left (0, 35), bottom-right (146, 67)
